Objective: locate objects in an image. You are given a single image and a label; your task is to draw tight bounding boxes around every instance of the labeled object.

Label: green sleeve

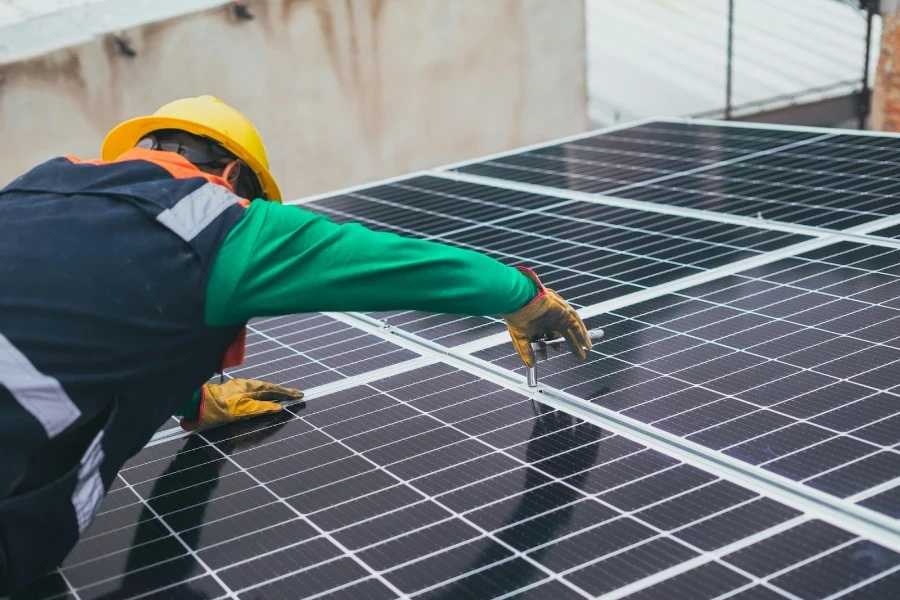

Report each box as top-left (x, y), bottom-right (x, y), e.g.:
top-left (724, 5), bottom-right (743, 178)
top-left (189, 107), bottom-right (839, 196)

top-left (204, 200), bottom-right (538, 327)
top-left (173, 388), bottom-right (202, 419)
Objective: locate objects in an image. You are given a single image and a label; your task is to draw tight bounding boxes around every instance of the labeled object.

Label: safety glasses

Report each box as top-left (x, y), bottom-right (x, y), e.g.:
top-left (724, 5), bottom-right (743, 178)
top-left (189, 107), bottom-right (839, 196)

top-left (137, 131), bottom-right (265, 200)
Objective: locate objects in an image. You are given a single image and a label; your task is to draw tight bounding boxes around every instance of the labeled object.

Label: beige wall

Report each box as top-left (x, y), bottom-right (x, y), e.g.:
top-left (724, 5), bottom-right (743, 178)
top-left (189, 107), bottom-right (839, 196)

top-left (0, 0), bottom-right (587, 199)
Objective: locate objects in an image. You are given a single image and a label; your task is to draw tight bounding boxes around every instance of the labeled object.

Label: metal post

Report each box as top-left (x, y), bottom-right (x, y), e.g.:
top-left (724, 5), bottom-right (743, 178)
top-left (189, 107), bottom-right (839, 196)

top-left (725, 0), bottom-right (735, 120)
top-left (526, 366), bottom-right (537, 388)
top-left (859, 0), bottom-right (878, 129)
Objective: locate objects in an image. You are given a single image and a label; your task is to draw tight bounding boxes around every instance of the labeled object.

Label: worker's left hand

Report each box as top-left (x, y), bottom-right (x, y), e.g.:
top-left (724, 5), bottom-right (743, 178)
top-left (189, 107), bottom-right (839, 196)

top-left (180, 378), bottom-right (304, 432)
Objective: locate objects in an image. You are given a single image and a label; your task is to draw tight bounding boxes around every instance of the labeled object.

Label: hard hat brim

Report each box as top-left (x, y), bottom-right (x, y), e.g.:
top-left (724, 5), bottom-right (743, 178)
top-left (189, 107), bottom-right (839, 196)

top-left (102, 115), bottom-right (282, 203)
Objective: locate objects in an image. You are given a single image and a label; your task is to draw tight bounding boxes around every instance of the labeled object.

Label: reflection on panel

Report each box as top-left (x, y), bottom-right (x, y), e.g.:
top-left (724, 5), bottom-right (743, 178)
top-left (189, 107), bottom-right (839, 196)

top-left (476, 242), bottom-right (900, 517)
top-left (29, 364), bottom-right (897, 600)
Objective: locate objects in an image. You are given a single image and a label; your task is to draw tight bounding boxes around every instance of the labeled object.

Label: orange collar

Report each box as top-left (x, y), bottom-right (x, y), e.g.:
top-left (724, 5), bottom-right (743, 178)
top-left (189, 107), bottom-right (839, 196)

top-left (115, 148), bottom-right (236, 194)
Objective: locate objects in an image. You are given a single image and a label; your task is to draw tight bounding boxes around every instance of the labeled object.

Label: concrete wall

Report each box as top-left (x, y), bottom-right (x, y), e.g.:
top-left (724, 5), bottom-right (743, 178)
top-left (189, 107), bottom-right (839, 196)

top-left (0, 0), bottom-right (588, 199)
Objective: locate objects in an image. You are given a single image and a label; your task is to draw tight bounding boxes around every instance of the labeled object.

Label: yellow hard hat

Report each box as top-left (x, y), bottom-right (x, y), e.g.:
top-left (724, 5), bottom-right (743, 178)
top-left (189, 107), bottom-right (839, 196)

top-left (101, 95), bottom-right (282, 202)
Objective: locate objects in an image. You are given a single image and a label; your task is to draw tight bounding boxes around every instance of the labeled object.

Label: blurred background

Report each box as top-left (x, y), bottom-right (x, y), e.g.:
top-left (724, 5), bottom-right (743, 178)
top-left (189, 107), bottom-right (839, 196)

top-left (0, 0), bottom-right (892, 199)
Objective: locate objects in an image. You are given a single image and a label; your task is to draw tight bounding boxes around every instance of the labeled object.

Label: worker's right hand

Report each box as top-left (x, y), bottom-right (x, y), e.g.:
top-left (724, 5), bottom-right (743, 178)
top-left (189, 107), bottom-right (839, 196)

top-left (501, 267), bottom-right (592, 369)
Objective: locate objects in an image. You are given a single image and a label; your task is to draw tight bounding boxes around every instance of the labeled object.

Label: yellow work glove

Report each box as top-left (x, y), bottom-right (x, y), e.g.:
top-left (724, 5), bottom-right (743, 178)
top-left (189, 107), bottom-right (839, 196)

top-left (502, 267), bottom-right (592, 369)
top-left (180, 378), bottom-right (303, 432)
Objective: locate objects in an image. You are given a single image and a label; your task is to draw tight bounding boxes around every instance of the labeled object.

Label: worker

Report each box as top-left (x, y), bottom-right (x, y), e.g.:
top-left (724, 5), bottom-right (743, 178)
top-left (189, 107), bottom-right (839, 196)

top-left (0, 95), bottom-right (591, 595)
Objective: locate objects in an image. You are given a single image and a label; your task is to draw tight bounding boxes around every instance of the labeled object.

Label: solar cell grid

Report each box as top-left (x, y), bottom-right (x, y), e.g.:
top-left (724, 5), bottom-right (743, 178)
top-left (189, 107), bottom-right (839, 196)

top-left (452, 120), bottom-right (900, 232)
top-left (305, 175), bottom-right (808, 348)
top-left (451, 122), bottom-right (824, 195)
top-left (23, 364), bottom-right (898, 600)
top-left (153, 314), bottom-right (424, 437)
top-left (474, 241), bottom-right (900, 517)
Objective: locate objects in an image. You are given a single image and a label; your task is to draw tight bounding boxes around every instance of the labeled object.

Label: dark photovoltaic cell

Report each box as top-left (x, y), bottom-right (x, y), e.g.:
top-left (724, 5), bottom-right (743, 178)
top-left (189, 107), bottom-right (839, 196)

top-left (475, 241), bottom-right (900, 515)
top-left (612, 136), bottom-right (900, 230)
top-left (869, 223), bottom-right (900, 240)
top-left (305, 175), bottom-right (808, 347)
top-left (453, 121), bottom-right (900, 231)
top-left (237, 313), bottom-right (420, 382)
top-left (18, 364), bottom-right (898, 600)
top-left (452, 122), bottom-right (822, 194)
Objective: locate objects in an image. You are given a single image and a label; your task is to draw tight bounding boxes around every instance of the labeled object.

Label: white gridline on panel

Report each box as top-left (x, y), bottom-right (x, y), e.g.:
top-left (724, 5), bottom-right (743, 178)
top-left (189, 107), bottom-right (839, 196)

top-left (150, 315), bottom-right (431, 442)
top-left (514, 148), bottom-right (900, 232)
top-left (300, 175), bottom-right (897, 548)
top-left (350, 183), bottom-right (808, 264)
top-left (523, 133), bottom-right (900, 198)
top-left (458, 350), bottom-right (900, 554)
top-left (446, 128), bottom-right (836, 197)
top-left (382, 179), bottom-right (810, 256)
top-left (551, 260), bottom-right (900, 444)
top-left (196, 375), bottom-right (823, 600)
top-left (431, 169), bottom-right (900, 254)
top-left (75, 358), bottom-right (844, 594)
top-left (268, 356), bottom-right (892, 600)
top-left (306, 201), bottom-right (820, 348)
top-left (68, 346), bottom-right (892, 596)
top-left (451, 209), bottom-right (900, 355)
top-left (437, 123), bottom-right (833, 174)
top-left (470, 271), bottom-right (900, 501)
top-left (57, 570), bottom-right (82, 600)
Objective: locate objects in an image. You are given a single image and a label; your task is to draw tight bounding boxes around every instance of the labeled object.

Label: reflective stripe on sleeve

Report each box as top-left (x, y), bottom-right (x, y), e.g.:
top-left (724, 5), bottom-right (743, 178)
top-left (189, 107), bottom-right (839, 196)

top-left (0, 332), bottom-right (81, 438)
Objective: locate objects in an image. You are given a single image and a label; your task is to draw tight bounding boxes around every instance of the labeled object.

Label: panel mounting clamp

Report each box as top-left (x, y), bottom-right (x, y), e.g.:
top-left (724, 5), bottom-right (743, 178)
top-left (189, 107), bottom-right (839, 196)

top-left (526, 328), bottom-right (605, 388)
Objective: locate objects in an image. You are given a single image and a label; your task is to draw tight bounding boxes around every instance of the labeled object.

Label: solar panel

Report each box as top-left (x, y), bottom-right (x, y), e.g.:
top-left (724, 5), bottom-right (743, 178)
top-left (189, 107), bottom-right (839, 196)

top-left (19, 118), bottom-right (900, 600)
top-left (474, 241), bottom-right (900, 516)
top-left (153, 314), bottom-right (424, 439)
top-left (451, 122), bottom-right (825, 194)
top-left (21, 364), bottom-right (899, 600)
top-left (449, 122), bottom-right (900, 231)
top-left (307, 175), bottom-right (810, 347)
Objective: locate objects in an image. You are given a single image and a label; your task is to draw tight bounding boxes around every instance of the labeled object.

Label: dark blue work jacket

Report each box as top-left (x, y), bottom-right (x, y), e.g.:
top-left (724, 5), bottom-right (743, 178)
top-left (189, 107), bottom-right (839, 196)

top-left (0, 149), bottom-right (249, 595)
